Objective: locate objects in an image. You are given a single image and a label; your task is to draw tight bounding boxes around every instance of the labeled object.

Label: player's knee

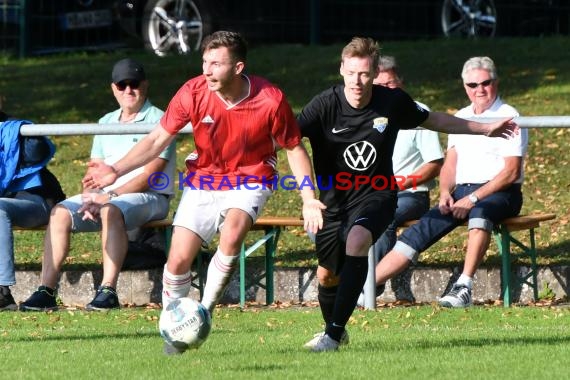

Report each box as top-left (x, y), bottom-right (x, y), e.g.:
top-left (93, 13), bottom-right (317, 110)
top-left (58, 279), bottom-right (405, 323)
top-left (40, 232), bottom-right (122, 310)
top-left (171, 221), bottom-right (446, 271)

top-left (317, 266), bottom-right (339, 287)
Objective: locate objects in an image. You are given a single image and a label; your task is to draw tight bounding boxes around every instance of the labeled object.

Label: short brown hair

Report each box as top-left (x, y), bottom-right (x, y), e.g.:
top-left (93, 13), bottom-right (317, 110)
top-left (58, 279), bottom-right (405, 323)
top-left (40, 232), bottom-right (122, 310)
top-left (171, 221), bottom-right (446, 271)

top-left (341, 37), bottom-right (380, 68)
top-left (201, 30), bottom-right (248, 63)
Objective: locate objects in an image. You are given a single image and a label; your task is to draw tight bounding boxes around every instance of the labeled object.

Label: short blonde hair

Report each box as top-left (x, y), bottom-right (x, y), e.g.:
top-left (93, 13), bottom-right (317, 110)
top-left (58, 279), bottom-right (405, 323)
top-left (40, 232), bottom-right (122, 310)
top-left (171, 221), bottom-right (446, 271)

top-left (341, 37), bottom-right (380, 69)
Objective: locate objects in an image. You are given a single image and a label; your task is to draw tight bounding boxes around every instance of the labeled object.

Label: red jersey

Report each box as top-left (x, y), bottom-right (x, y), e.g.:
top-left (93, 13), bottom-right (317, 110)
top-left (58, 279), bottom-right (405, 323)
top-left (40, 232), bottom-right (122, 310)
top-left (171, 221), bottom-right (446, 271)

top-left (161, 75), bottom-right (301, 190)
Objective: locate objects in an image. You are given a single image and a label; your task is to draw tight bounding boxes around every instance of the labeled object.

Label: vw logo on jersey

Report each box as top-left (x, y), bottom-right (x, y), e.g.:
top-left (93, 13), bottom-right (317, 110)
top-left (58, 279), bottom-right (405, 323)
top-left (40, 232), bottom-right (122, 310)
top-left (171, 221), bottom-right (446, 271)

top-left (343, 141), bottom-right (377, 171)
top-left (372, 117), bottom-right (388, 133)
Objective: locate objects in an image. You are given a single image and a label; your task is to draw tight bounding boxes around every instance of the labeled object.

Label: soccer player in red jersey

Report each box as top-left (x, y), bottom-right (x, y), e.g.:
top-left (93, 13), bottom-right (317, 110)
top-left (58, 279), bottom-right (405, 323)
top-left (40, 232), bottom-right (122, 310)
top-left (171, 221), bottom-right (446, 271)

top-left (84, 31), bottom-right (325, 354)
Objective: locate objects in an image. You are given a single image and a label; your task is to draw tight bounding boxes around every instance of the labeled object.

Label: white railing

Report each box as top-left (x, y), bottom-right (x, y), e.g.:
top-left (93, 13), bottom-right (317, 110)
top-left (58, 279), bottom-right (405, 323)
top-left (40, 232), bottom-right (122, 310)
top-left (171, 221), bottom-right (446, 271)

top-left (18, 116), bottom-right (570, 136)
top-left (19, 123), bottom-right (193, 136)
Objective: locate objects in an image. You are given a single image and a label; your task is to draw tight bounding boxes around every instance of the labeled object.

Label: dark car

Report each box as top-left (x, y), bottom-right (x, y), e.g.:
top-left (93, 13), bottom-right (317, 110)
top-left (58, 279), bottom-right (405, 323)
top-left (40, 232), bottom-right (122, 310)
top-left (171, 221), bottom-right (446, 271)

top-left (118, 0), bottom-right (570, 56)
top-left (1, 0), bottom-right (569, 57)
top-left (0, 0), bottom-right (125, 55)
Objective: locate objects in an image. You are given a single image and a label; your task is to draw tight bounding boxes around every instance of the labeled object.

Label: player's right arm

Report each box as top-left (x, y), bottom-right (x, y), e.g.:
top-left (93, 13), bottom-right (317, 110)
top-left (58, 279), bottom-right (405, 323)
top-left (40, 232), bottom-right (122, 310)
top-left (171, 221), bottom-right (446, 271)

top-left (84, 125), bottom-right (175, 189)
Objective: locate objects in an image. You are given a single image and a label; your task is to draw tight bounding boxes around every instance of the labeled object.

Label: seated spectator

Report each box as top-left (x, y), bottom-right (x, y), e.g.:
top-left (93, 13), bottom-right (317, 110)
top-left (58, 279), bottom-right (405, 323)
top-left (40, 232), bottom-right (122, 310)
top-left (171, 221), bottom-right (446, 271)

top-left (20, 58), bottom-right (176, 312)
top-left (374, 56), bottom-right (528, 308)
top-left (358, 55), bottom-right (443, 305)
top-left (0, 110), bottom-right (65, 311)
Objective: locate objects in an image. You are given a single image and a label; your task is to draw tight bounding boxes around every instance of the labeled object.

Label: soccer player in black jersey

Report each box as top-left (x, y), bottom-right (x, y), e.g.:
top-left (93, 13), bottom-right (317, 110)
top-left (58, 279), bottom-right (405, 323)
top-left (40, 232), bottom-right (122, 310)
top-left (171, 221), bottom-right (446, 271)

top-left (298, 37), bottom-right (518, 352)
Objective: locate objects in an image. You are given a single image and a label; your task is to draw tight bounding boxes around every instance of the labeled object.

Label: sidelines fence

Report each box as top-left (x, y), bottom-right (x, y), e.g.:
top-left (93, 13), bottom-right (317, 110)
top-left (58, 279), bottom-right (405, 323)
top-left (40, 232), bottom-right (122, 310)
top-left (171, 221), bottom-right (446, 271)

top-left (18, 116), bottom-right (570, 137)
top-left (15, 116), bottom-right (570, 309)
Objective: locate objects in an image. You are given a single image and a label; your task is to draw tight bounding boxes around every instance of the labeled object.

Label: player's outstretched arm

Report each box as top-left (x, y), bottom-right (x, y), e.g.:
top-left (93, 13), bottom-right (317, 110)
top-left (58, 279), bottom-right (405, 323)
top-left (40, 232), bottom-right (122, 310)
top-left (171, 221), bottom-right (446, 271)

top-left (423, 112), bottom-right (518, 138)
top-left (84, 125), bottom-right (175, 189)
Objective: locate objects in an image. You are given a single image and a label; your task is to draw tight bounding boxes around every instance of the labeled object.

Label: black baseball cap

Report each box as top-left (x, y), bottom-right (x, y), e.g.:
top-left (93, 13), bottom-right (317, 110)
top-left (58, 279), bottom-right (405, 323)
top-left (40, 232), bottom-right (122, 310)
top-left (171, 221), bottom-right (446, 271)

top-left (111, 58), bottom-right (146, 83)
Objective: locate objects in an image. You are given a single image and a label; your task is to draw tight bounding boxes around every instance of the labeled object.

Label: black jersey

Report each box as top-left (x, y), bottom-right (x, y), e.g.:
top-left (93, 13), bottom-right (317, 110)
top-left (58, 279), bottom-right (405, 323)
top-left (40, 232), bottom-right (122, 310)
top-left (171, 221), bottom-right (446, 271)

top-left (298, 84), bottom-right (429, 214)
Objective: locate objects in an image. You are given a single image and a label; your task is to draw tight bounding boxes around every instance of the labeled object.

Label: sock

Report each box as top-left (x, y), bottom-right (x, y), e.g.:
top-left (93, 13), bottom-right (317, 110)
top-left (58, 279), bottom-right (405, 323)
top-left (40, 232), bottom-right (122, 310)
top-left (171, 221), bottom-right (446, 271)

top-left (326, 256), bottom-right (368, 342)
top-left (317, 284), bottom-right (338, 325)
top-left (162, 265), bottom-right (193, 310)
top-left (456, 274), bottom-right (473, 289)
top-left (201, 249), bottom-right (238, 312)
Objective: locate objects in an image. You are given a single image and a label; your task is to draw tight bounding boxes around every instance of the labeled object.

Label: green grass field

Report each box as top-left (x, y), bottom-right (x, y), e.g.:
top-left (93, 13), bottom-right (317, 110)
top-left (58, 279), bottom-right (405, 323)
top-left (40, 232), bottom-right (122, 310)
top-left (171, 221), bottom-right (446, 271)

top-left (1, 36), bottom-right (570, 268)
top-left (2, 36), bottom-right (570, 380)
top-left (1, 305), bottom-right (569, 379)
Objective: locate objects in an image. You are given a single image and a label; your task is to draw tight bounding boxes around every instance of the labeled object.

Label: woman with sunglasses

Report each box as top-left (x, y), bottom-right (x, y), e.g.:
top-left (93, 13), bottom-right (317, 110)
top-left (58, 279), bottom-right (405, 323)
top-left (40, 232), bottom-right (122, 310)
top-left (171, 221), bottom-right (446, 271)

top-left (375, 56), bottom-right (529, 309)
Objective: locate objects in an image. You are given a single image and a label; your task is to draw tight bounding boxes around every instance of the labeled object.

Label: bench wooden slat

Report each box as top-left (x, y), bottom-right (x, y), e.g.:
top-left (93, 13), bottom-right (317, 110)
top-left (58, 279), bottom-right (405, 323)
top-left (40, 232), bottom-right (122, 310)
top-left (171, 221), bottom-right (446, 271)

top-left (16, 213), bottom-right (556, 232)
top-left (141, 216), bottom-right (305, 231)
top-left (401, 213), bottom-right (556, 231)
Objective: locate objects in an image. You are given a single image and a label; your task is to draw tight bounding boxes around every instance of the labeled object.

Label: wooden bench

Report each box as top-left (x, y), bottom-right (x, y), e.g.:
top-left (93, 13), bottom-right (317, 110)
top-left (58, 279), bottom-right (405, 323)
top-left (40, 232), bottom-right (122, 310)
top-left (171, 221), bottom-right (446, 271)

top-left (237, 213), bottom-right (557, 308)
top-left (143, 216), bottom-right (305, 307)
top-left (400, 213), bottom-right (556, 307)
top-left (17, 213), bottom-right (556, 308)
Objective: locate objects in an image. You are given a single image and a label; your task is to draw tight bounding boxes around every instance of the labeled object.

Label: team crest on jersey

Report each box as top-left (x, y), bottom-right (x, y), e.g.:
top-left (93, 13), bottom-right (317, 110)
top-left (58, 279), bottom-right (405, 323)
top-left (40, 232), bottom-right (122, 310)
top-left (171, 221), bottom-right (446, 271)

top-left (372, 117), bottom-right (388, 133)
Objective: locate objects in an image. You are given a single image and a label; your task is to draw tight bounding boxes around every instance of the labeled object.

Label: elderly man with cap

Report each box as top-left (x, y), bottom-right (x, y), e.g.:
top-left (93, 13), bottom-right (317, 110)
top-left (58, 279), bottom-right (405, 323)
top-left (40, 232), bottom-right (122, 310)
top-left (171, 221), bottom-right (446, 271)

top-left (20, 58), bottom-right (176, 312)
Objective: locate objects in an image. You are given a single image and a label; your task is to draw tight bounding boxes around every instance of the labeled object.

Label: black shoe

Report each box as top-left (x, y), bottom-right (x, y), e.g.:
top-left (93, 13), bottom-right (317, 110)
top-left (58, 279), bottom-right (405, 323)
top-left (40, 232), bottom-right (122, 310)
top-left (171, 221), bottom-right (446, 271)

top-left (85, 285), bottom-right (120, 311)
top-left (19, 286), bottom-right (58, 311)
top-left (0, 286), bottom-right (17, 311)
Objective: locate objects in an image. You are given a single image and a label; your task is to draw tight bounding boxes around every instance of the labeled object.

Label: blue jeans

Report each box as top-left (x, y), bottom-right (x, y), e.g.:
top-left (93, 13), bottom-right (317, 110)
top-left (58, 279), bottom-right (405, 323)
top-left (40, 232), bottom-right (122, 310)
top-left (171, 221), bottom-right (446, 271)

top-left (373, 191), bottom-right (430, 263)
top-left (397, 184), bottom-right (523, 262)
top-left (0, 192), bottom-right (51, 285)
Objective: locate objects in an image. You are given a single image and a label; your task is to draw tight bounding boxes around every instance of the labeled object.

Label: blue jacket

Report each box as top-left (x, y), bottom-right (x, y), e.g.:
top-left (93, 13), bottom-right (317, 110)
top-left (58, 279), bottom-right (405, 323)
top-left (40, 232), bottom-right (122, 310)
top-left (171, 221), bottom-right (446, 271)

top-left (0, 120), bottom-right (56, 195)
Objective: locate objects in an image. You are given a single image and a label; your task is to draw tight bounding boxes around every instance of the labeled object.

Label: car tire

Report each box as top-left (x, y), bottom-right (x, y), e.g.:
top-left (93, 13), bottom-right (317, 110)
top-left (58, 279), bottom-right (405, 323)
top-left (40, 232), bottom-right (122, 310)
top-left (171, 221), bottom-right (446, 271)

top-left (439, 0), bottom-right (497, 38)
top-left (141, 0), bottom-right (213, 56)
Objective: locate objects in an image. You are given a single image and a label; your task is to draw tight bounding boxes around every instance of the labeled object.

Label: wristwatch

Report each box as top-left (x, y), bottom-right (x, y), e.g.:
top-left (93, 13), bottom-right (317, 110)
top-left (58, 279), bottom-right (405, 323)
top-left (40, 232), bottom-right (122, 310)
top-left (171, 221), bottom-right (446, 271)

top-left (106, 191), bottom-right (119, 200)
top-left (468, 193), bottom-right (479, 204)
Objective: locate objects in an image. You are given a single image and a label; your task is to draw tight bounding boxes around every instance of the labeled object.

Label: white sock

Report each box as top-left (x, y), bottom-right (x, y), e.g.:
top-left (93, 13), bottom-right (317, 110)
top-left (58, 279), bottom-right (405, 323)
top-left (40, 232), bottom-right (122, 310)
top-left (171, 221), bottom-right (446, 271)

top-left (162, 265), bottom-right (193, 310)
top-left (456, 274), bottom-right (473, 289)
top-left (201, 249), bottom-right (238, 312)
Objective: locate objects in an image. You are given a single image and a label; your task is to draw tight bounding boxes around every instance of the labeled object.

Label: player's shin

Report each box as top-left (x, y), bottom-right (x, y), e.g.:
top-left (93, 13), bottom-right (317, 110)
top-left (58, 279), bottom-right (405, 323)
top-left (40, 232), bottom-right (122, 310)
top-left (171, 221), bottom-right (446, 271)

top-left (162, 265), bottom-right (193, 310)
top-left (201, 249), bottom-right (238, 312)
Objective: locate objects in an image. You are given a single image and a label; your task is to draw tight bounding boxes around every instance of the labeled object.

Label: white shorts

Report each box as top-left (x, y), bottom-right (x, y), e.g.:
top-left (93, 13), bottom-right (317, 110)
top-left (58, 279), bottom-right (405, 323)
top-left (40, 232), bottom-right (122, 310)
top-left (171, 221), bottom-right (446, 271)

top-left (173, 187), bottom-right (272, 243)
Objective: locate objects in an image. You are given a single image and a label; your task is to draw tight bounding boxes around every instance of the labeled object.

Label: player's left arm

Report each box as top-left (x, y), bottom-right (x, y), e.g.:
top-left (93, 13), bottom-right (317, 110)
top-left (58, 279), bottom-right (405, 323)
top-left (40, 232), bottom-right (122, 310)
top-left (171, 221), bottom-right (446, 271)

top-left (422, 112), bottom-right (518, 138)
top-left (285, 142), bottom-right (326, 233)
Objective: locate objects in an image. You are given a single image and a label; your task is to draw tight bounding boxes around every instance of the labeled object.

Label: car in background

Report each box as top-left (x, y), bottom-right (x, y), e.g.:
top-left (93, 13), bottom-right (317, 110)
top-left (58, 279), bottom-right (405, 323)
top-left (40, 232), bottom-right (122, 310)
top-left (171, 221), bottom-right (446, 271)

top-left (1, 0), bottom-right (569, 57)
top-left (118, 0), bottom-right (570, 56)
top-left (0, 0), bottom-right (124, 55)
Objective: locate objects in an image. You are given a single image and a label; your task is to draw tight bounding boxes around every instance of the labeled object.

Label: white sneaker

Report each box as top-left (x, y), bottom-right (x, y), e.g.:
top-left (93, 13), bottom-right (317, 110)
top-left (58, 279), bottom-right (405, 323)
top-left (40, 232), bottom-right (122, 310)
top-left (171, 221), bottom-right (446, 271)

top-left (438, 283), bottom-right (472, 308)
top-left (303, 330), bottom-right (349, 349)
top-left (356, 291), bottom-right (365, 307)
top-left (309, 334), bottom-right (340, 352)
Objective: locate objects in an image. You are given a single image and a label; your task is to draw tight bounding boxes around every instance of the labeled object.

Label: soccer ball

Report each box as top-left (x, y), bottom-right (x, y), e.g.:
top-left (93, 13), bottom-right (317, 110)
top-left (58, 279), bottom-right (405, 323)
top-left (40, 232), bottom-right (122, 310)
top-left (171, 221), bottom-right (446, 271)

top-left (159, 297), bottom-right (212, 350)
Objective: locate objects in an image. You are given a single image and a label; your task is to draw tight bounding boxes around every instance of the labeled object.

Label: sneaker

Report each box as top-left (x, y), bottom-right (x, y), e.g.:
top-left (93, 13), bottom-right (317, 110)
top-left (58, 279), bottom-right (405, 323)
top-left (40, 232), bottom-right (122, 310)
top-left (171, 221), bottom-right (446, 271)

top-left (309, 333), bottom-right (340, 353)
top-left (85, 285), bottom-right (120, 311)
top-left (357, 283), bottom-right (386, 307)
top-left (0, 286), bottom-right (17, 311)
top-left (19, 286), bottom-right (58, 311)
top-left (438, 283), bottom-right (472, 308)
top-left (304, 330), bottom-right (349, 349)
top-left (163, 341), bottom-right (187, 356)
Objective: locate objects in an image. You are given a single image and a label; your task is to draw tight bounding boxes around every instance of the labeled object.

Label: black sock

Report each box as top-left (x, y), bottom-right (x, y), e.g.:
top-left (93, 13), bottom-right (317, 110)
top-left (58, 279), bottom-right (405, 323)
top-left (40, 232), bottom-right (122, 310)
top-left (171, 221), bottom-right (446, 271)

top-left (318, 284), bottom-right (338, 325)
top-left (326, 256), bottom-right (368, 342)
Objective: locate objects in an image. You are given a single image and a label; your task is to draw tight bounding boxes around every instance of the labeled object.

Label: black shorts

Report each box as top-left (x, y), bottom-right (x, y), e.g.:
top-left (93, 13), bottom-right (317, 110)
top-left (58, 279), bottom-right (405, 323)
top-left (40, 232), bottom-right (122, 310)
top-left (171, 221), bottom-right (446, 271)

top-left (315, 191), bottom-right (397, 274)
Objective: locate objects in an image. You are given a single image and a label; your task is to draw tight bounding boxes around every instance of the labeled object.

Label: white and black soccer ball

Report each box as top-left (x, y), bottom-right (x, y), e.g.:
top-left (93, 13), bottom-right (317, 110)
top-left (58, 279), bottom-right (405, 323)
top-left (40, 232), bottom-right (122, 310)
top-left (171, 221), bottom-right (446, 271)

top-left (159, 297), bottom-right (212, 350)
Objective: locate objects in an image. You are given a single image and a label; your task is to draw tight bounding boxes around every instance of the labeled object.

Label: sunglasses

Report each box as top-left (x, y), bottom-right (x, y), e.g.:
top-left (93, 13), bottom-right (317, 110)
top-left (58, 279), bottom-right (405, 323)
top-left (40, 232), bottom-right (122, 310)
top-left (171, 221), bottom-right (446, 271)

top-left (464, 79), bottom-right (494, 89)
top-left (115, 80), bottom-right (141, 91)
